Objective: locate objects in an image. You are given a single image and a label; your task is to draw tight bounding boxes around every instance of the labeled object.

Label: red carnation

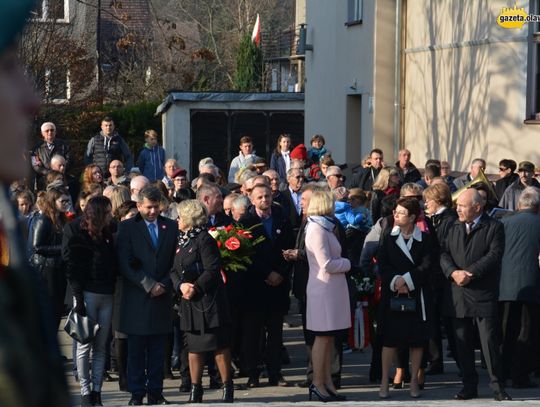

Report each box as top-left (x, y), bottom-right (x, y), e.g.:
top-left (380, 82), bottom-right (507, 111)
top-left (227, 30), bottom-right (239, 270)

top-left (225, 237), bottom-right (240, 251)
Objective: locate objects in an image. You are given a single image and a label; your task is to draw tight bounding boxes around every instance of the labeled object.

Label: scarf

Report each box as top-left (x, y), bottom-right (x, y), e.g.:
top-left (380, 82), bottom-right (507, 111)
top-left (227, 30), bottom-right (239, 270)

top-left (307, 215), bottom-right (336, 232)
top-left (178, 226), bottom-right (206, 248)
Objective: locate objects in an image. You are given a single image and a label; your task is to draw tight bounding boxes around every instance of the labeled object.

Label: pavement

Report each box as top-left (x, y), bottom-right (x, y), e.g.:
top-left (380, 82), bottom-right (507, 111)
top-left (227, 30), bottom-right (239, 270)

top-left (61, 313), bottom-right (540, 406)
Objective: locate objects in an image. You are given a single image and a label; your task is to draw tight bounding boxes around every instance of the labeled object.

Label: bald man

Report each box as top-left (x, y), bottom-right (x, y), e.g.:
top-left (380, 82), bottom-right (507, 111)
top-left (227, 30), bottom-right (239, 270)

top-left (440, 189), bottom-right (510, 401)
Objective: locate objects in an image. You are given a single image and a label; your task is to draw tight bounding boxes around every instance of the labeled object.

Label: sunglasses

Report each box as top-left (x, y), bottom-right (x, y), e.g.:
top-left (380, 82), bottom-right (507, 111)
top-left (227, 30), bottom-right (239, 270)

top-left (499, 167), bottom-right (508, 171)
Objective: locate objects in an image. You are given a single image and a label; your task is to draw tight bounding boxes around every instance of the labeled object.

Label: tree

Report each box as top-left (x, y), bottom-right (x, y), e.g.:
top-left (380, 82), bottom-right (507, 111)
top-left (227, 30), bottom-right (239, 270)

top-left (234, 34), bottom-right (262, 91)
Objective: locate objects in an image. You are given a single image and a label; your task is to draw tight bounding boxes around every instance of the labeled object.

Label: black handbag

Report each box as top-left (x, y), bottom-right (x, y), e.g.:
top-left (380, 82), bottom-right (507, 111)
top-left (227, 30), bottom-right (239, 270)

top-left (389, 293), bottom-right (416, 313)
top-left (63, 310), bottom-right (100, 344)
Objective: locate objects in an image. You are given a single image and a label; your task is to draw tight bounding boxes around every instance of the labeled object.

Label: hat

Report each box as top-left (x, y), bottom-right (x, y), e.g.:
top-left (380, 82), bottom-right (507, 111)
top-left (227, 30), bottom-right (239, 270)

top-left (290, 144), bottom-right (307, 161)
top-left (172, 168), bottom-right (187, 178)
top-left (518, 161), bottom-right (535, 172)
top-left (326, 166), bottom-right (343, 178)
top-left (0, 1), bottom-right (34, 53)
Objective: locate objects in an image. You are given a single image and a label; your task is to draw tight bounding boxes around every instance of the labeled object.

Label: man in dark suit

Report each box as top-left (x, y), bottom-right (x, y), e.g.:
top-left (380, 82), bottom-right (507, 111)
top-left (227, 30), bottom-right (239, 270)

top-left (117, 185), bottom-right (177, 405)
top-left (499, 187), bottom-right (540, 388)
top-left (280, 168), bottom-right (304, 236)
top-left (347, 148), bottom-right (384, 191)
top-left (440, 188), bottom-right (511, 401)
top-left (197, 183), bottom-right (232, 227)
top-left (239, 184), bottom-right (294, 388)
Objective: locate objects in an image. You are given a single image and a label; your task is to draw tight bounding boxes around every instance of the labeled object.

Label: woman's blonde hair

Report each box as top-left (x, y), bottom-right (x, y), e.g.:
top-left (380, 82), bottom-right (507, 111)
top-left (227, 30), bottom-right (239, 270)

top-left (177, 199), bottom-right (208, 229)
top-left (306, 190), bottom-right (335, 217)
top-left (372, 166), bottom-right (398, 191)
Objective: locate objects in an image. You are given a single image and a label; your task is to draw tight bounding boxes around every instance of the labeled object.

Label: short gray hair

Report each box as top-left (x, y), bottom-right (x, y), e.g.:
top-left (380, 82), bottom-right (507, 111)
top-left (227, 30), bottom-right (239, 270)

top-left (177, 199), bottom-right (208, 228)
top-left (286, 168), bottom-right (302, 179)
top-left (50, 154), bottom-right (65, 165)
top-left (518, 186), bottom-right (540, 209)
top-left (41, 122), bottom-right (56, 132)
top-left (196, 183), bottom-right (220, 201)
top-left (200, 163), bottom-right (219, 177)
top-left (400, 182), bottom-right (423, 197)
top-left (231, 194), bottom-right (250, 211)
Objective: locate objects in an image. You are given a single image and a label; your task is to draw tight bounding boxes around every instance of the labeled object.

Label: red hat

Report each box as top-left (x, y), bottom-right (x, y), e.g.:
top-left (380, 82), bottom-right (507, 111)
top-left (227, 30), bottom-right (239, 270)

top-left (172, 167), bottom-right (187, 178)
top-left (290, 144), bottom-right (307, 161)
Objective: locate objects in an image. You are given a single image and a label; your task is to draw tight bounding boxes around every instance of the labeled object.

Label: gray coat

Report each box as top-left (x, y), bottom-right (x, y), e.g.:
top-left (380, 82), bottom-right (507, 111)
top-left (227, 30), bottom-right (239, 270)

top-left (499, 209), bottom-right (540, 303)
top-left (117, 214), bottom-right (177, 335)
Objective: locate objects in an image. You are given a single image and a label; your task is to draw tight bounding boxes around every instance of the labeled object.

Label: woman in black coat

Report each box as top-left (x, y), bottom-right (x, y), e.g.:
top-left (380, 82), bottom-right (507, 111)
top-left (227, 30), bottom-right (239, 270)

top-left (170, 199), bottom-right (233, 403)
top-left (377, 197), bottom-right (435, 399)
top-left (62, 196), bottom-right (117, 407)
top-left (29, 186), bottom-right (70, 331)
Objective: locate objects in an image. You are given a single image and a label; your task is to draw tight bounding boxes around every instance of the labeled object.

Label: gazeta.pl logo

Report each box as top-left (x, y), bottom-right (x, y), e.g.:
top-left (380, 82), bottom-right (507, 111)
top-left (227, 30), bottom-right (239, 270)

top-left (497, 4), bottom-right (540, 28)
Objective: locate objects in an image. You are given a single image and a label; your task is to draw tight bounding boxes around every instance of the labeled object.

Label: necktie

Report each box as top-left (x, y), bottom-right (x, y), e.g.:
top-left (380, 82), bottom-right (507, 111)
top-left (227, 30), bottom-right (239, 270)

top-left (466, 222), bottom-right (474, 235)
top-left (148, 223), bottom-right (158, 248)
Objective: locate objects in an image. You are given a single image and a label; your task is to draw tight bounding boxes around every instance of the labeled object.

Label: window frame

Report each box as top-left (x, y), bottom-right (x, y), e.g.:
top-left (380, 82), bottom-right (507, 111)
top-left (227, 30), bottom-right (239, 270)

top-left (30, 0), bottom-right (69, 23)
top-left (346, 0), bottom-right (363, 27)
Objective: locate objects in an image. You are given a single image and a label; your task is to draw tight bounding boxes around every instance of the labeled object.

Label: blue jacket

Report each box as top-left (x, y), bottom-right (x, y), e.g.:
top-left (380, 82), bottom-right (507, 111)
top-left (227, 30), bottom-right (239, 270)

top-left (137, 145), bottom-right (165, 182)
top-left (334, 201), bottom-right (364, 229)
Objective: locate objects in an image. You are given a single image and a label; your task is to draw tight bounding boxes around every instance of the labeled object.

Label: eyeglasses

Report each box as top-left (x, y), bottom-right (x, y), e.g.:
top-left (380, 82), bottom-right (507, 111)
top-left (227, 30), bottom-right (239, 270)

top-left (499, 167), bottom-right (508, 171)
top-left (393, 210), bottom-right (409, 216)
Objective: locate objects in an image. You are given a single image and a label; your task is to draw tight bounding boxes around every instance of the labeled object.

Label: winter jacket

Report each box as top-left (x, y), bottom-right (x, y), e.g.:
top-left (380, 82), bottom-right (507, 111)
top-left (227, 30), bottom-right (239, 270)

top-left (137, 144), bottom-right (166, 182)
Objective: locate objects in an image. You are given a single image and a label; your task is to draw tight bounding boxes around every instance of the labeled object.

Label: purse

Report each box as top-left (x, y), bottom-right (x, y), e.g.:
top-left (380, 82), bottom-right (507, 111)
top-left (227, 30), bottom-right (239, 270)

top-left (63, 309), bottom-right (100, 344)
top-left (389, 293), bottom-right (416, 313)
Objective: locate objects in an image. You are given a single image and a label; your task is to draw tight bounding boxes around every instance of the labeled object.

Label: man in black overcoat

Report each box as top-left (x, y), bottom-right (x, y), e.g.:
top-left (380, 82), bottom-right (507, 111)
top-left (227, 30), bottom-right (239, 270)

top-left (499, 187), bottom-right (540, 388)
top-left (117, 185), bottom-right (177, 405)
top-left (239, 184), bottom-right (294, 388)
top-left (440, 188), bottom-right (510, 401)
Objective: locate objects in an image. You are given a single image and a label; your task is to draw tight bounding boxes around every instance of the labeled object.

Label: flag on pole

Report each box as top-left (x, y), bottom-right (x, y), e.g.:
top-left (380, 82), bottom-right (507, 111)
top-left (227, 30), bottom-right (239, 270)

top-left (251, 13), bottom-right (261, 47)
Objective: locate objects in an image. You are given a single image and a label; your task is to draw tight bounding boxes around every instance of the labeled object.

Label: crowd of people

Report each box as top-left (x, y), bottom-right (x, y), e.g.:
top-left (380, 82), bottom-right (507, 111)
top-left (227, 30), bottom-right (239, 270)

top-left (11, 118), bottom-right (540, 405)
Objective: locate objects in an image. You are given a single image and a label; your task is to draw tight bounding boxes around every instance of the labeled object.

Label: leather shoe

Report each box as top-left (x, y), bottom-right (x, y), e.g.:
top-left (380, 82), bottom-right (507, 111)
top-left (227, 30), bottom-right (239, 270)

top-left (454, 388), bottom-right (478, 400)
top-left (494, 390), bottom-right (512, 401)
top-left (247, 375), bottom-right (260, 388)
top-left (147, 394), bottom-right (170, 405)
top-left (268, 374), bottom-right (289, 387)
top-left (179, 380), bottom-right (192, 392)
top-left (128, 397), bottom-right (143, 406)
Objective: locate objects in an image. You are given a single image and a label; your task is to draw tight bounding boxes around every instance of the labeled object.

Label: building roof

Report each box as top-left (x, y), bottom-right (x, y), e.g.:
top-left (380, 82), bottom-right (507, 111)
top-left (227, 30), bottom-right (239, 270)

top-left (156, 91), bottom-right (305, 114)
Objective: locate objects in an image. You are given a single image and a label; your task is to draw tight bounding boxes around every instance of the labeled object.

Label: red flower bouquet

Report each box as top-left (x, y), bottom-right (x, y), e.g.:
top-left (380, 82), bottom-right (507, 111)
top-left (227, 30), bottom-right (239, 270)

top-left (208, 224), bottom-right (264, 273)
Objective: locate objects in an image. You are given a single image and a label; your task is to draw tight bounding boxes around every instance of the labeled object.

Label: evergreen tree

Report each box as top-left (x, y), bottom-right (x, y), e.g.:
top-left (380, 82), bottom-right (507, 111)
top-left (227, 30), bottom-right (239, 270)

top-left (234, 34), bottom-right (262, 91)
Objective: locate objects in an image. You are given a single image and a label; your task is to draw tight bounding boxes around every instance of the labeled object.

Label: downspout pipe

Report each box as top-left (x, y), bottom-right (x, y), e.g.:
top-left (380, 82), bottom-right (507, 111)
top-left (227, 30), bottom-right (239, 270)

top-left (393, 0), bottom-right (402, 159)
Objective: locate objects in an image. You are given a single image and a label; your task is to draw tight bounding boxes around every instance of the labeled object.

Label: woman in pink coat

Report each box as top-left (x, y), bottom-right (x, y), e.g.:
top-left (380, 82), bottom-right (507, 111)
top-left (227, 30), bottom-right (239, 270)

top-left (305, 190), bottom-right (351, 402)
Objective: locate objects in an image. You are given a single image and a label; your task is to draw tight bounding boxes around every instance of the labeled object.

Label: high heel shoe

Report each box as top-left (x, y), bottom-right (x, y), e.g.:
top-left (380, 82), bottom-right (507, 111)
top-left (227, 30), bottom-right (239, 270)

top-left (308, 384), bottom-right (332, 402)
top-left (222, 381), bottom-right (234, 403)
top-left (326, 387), bottom-right (346, 401)
top-left (379, 384), bottom-right (390, 399)
top-left (188, 383), bottom-right (203, 403)
top-left (409, 380), bottom-right (421, 398)
top-left (392, 381), bottom-right (404, 389)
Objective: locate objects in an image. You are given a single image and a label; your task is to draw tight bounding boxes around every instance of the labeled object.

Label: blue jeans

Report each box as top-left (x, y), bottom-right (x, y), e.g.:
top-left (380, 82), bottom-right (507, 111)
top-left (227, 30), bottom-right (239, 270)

top-left (127, 334), bottom-right (166, 398)
top-left (76, 292), bottom-right (113, 395)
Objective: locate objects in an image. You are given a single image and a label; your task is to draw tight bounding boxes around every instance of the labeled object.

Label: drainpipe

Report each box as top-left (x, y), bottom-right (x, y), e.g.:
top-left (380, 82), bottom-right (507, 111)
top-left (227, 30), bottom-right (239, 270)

top-left (393, 0), bottom-right (402, 159)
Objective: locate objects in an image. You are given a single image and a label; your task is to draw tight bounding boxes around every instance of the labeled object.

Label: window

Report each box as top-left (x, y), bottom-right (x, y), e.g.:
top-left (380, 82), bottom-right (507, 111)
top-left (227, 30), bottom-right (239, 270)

top-left (526, 1), bottom-right (540, 121)
top-left (31, 0), bottom-right (68, 22)
top-left (37, 67), bottom-right (70, 103)
top-left (346, 0), bottom-right (363, 26)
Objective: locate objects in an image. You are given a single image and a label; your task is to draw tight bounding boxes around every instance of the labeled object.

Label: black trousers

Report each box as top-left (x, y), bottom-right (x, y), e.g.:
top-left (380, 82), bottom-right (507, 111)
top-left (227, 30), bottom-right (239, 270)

top-left (452, 316), bottom-right (504, 392)
top-left (243, 310), bottom-right (283, 378)
top-left (500, 301), bottom-right (540, 384)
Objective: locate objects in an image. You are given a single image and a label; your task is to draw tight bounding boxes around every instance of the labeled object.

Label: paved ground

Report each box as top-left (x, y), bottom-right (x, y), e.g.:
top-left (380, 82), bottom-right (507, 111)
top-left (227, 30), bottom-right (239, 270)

top-left (61, 314), bottom-right (540, 406)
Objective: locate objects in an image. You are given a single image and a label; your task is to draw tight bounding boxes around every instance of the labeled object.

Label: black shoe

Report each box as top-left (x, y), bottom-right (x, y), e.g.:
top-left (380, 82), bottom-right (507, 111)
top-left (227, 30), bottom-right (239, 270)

top-left (103, 371), bottom-right (115, 382)
top-left (147, 394), bottom-right (170, 405)
top-left (246, 375), bottom-right (259, 388)
top-left (91, 391), bottom-right (103, 406)
top-left (425, 363), bottom-right (444, 375)
top-left (326, 387), bottom-right (346, 401)
top-left (513, 379), bottom-right (538, 389)
top-left (81, 394), bottom-right (93, 407)
top-left (128, 396), bottom-right (143, 406)
top-left (188, 383), bottom-right (203, 403)
top-left (222, 381), bottom-right (234, 403)
top-left (332, 376), bottom-right (341, 389)
top-left (454, 388), bottom-right (478, 400)
top-left (494, 389), bottom-right (512, 401)
top-left (392, 381), bottom-right (403, 389)
top-left (209, 377), bottom-right (222, 389)
top-left (308, 384), bottom-right (332, 402)
top-left (179, 379), bottom-right (192, 392)
top-left (296, 380), bottom-right (312, 388)
top-left (268, 374), bottom-right (289, 387)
